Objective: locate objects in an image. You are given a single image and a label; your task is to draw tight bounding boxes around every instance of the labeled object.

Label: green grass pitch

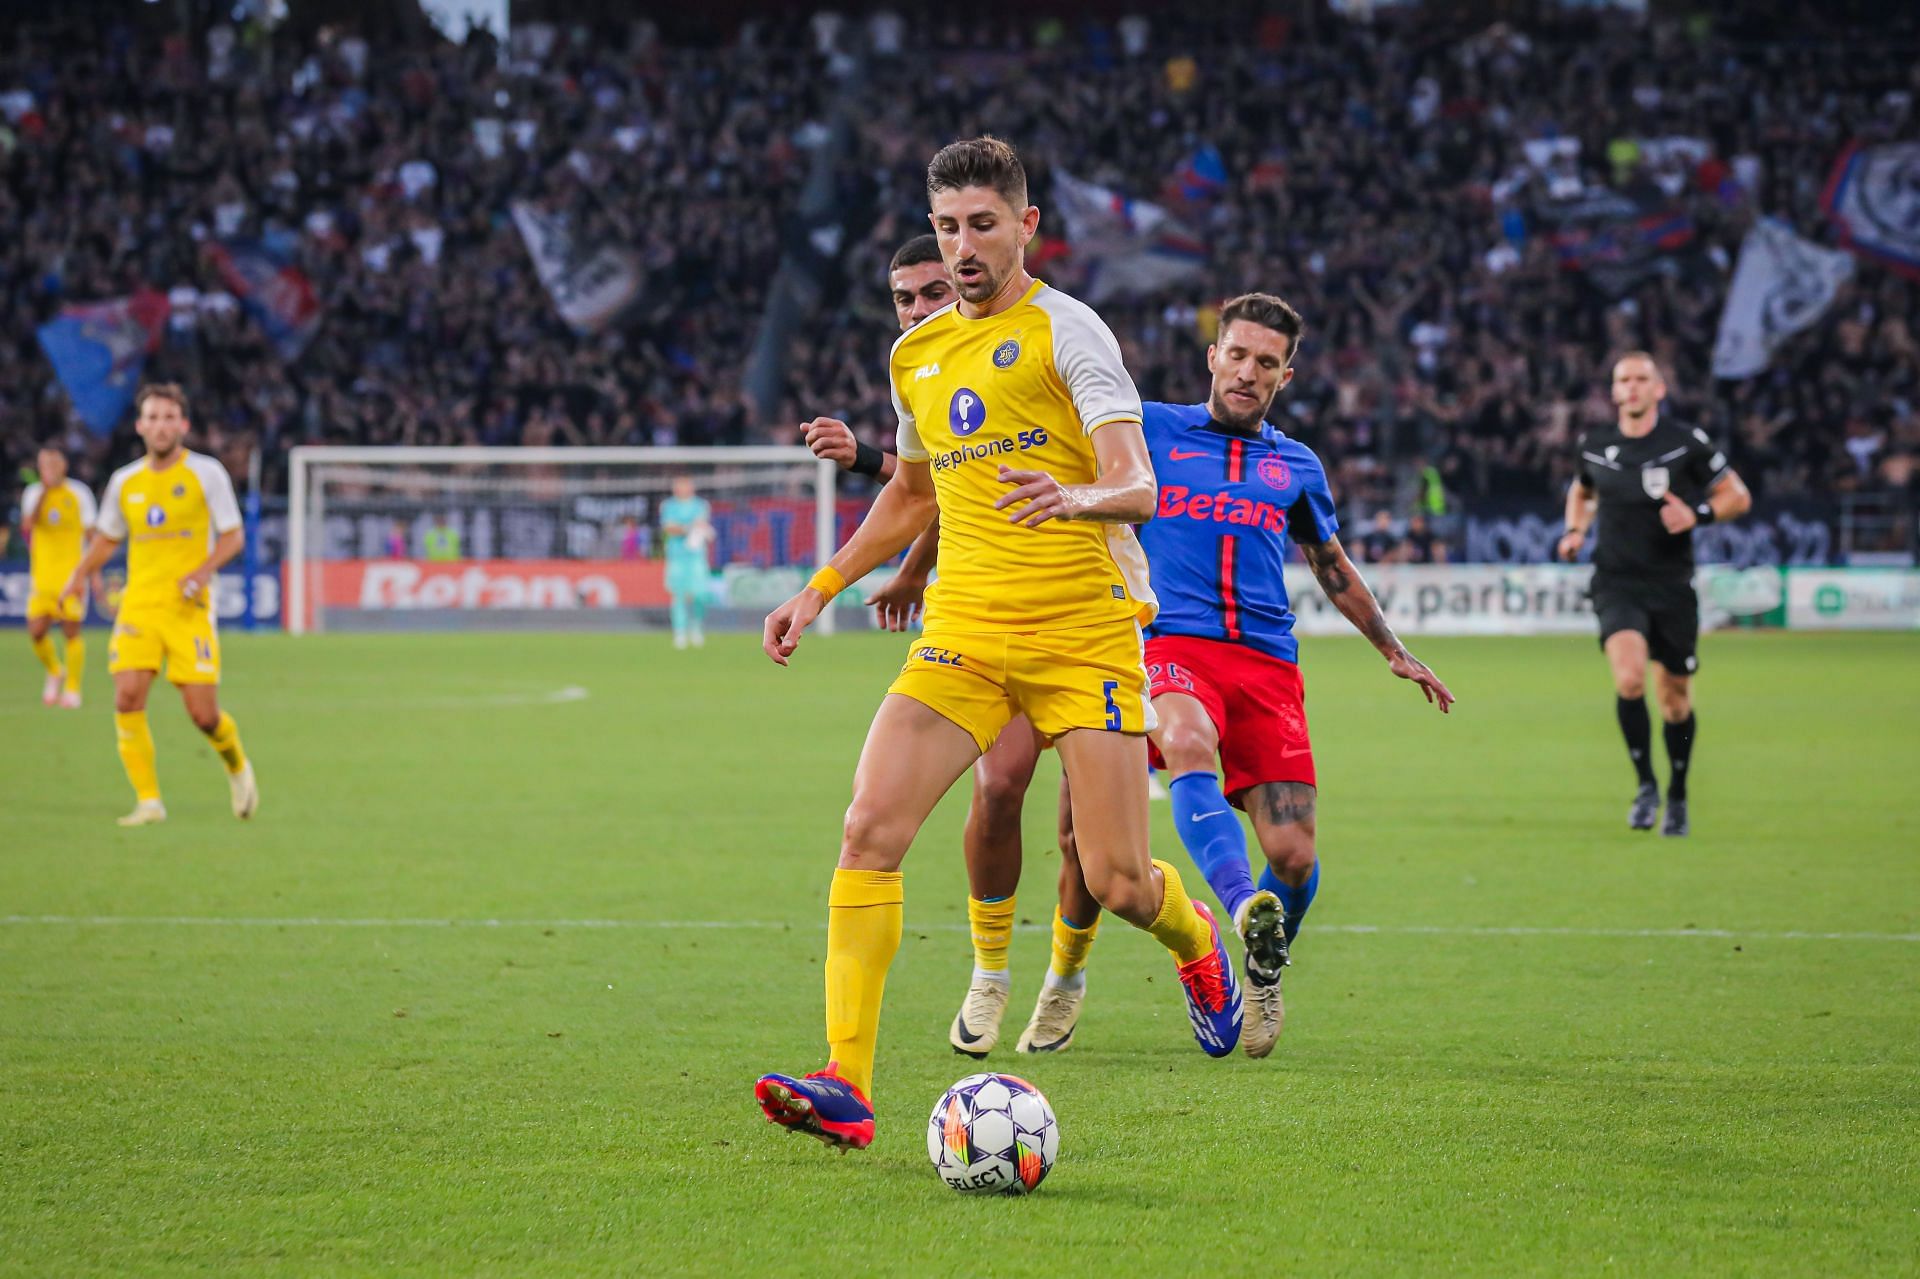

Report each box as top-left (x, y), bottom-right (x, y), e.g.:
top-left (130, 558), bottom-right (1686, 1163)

top-left (3, 629), bottom-right (1917, 1276)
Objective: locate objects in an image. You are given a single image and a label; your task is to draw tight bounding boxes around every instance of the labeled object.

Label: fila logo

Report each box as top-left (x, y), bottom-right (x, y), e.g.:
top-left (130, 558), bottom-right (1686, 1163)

top-left (914, 363), bottom-right (942, 380)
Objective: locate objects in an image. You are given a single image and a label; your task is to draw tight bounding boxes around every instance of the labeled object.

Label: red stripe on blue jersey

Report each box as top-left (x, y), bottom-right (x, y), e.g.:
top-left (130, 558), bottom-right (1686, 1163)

top-left (1219, 439), bottom-right (1245, 638)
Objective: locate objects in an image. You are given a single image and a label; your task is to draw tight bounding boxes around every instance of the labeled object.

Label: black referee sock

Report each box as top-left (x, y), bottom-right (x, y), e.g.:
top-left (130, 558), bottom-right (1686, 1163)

top-left (1617, 696), bottom-right (1656, 787)
top-left (1664, 714), bottom-right (1697, 801)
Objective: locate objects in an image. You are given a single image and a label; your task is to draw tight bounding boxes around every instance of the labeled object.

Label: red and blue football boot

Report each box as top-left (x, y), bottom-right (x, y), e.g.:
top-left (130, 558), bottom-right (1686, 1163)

top-left (1176, 901), bottom-right (1243, 1058)
top-left (754, 1062), bottom-right (875, 1150)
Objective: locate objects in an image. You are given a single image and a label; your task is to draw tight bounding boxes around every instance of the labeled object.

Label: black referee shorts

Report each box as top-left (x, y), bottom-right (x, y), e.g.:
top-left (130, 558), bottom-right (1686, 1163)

top-left (1591, 573), bottom-right (1700, 675)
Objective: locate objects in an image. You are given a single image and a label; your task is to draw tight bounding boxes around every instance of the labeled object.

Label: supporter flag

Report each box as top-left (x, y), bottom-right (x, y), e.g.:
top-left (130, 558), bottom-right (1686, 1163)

top-left (204, 239), bottom-right (323, 359)
top-left (1711, 218), bottom-right (1854, 380)
top-left (510, 199), bottom-right (644, 334)
top-left (1547, 198), bottom-right (1696, 297)
top-left (34, 290), bottom-right (171, 433)
top-left (1052, 171), bottom-right (1207, 304)
top-left (1821, 142), bottom-right (1920, 280)
top-left (1170, 143), bottom-right (1229, 205)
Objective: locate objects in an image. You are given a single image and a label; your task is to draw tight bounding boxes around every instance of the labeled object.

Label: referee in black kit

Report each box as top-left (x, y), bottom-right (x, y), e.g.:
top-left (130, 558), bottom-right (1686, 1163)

top-left (1558, 353), bottom-right (1752, 836)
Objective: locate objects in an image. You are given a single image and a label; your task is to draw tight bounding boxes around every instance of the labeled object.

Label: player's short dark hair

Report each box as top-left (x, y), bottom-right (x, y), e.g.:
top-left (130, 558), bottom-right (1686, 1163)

top-left (890, 235), bottom-right (942, 273)
top-left (135, 382), bottom-right (190, 418)
top-left (926, 136), bottom-right (1028, 212)
top-left (1217, 293), bottom-right (1306, 362)
top-left (37, 438), bottom-right (67, 457)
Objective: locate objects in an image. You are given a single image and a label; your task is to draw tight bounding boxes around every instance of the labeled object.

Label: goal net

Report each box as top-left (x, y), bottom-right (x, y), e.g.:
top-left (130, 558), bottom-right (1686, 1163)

top-left (286, 446), bottom-right (868, 634)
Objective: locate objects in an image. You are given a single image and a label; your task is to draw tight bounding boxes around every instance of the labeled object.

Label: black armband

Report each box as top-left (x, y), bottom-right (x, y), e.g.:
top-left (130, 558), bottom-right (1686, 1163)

top-left (1693, 502), bottom-right (1716, 525)
top-left (850, 441), bottom-right (887, 478)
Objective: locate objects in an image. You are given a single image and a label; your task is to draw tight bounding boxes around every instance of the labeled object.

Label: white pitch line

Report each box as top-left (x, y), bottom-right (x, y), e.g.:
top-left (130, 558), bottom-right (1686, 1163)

top-left (1, 916), bottom-right (1915, 943)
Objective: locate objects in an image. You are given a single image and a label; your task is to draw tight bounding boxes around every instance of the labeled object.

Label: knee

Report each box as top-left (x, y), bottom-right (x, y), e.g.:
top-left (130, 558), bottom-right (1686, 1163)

top-left (972, 761), bottom-right (1031, 828)
top-left (839, 802), bottom-right (909, 871)
top-left (1156, 723), bottom-right (1215, 775)
top-left (114, 689), bottom-right (143, 715)
top-left (190, 709), bottom-right (221, 734)
top-left (1262, 827), bottom-right (1317, 881)
top-left (1614, 672), bottom-right (1646, 700)
top-left (1657, 686), bottom-right (1691, 722)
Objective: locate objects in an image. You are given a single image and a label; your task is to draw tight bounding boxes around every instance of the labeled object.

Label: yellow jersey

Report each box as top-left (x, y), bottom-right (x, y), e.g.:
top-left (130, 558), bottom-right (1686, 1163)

top-left (891, 279), bottom-right (1155, 632)
top-left (95, 451), bottom-right (243, 614)
top-left (22, 479), bottom-right (98, 593)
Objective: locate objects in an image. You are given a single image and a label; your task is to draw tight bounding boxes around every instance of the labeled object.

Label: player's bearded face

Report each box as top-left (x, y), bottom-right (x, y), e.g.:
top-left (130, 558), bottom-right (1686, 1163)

top-left (136, 399), bottom-right (189, 456)
top-left (1206, 321), bottom-right (1295, 430)
top-left (930, 187), bottom-right (1038, 308)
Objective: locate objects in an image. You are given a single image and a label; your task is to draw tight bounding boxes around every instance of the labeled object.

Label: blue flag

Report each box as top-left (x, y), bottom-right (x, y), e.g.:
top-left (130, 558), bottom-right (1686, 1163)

top-left (34, 290), bottom-right (170, 434)
top-left (205, 239), bottom-right (323, 359)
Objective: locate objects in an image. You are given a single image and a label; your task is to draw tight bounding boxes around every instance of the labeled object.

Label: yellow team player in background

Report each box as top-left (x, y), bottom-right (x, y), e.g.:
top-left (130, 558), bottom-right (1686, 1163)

top-left (62, 383), bottom-right (259, 826)
top-left (22, 444), bottom-right (102, 708)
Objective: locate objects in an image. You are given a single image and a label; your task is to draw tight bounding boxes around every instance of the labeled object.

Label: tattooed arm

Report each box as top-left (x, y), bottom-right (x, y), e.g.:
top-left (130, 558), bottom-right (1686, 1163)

top-left (1299, 535), bottom-right (1455, 713)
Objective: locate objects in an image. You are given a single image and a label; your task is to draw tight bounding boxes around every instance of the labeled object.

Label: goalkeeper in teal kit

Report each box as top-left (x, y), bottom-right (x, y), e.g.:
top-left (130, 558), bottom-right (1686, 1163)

top-left (660, 475), bottom-right (714, 649)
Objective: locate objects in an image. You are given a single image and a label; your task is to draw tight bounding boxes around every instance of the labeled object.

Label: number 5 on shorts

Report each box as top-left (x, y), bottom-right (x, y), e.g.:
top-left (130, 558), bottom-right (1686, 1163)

top-left (1102, 680), bottom-right (1120, 731)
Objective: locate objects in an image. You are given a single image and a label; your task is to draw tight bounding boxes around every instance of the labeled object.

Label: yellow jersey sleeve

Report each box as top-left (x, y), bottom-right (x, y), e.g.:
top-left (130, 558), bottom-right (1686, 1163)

top-left (886, 281), bottom-right (1154, 632)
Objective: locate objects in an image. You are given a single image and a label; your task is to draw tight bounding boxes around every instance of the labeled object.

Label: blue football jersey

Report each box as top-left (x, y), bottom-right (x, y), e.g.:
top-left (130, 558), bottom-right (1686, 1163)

top-left (1139, 401), bottom-right (1340, 665)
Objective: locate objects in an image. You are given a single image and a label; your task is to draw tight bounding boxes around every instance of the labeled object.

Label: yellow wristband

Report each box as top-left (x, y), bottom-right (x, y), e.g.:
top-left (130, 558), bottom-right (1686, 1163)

top-left (808, 566), bottom-right (846, 602)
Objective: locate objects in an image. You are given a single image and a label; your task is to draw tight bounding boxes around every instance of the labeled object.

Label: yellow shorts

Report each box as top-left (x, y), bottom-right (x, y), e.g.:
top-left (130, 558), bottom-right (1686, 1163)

top-left (27, 588), bottom-right (85, 624)
top-left (887, 621), bottom-right (1155, 753)
top-left (109, 603), bottom-right (221, 685)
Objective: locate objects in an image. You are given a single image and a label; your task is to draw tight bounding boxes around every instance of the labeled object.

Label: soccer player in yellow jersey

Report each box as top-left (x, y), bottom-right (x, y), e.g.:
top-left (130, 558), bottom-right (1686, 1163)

top-left (61, 384), bottom-right (259, 826)
top-left (806, 235), bottom-right (1106, 1059)
top-left (754, 137), bottom-right (1243, 1152)
top-left (22, 445), bottom-right (101, 708)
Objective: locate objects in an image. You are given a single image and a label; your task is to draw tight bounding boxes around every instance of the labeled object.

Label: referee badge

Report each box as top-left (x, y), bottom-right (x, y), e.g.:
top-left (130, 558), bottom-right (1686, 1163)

top-left (1641, 466), bottom-right (1670, 499)
top-left (992, 339), bottom-right (1021, 369)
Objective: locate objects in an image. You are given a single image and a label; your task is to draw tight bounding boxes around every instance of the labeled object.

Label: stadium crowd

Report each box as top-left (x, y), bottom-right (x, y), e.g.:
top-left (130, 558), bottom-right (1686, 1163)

top-left (3, 5), bottom-right (1918, 539)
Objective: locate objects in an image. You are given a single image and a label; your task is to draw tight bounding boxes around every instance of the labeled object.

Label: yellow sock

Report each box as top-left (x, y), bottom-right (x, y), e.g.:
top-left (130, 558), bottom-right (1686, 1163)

top-left (824, 868), bottom-right (903, 1100)
top-left (967, 894), bottom-right (1015, 977)
top-left (30, 633), bottom-right (61, 676)
top-left (114, 711), bottom-right (161, 803)
top-left (203, 711), bottom-right (247, 775)
top-left (63, 636), bottom-right (85, 693)
top-left (1145, 859), bottom-right (1213, 965)
top-left (1048, 907), bottom-right (1100, 981)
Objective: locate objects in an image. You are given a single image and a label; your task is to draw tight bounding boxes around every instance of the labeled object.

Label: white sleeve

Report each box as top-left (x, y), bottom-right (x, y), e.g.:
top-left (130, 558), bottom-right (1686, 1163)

top-left (20, 483), bottom-right (42, 527)
top-left (72, 482), bottom-right (98, 529)
top-left (190, 454), bottom-right (244, 533)
top-left (1046, 295), bottom-right (1143, 434)
top-left (94, 471), bottom-right (128, 540)
top-left (892, 373), bottom-right (929, 462)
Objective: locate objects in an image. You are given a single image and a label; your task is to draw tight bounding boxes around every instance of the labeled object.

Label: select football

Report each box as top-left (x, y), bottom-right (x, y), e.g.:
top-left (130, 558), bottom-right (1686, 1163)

top-left (926, 1073), bottom-right (1059, 1195)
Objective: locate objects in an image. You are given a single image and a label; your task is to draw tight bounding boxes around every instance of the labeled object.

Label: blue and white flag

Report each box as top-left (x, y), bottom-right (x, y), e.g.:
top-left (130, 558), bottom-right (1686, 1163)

top-left (1822, 141), bottom-right (1920, 280)
top-left (34, 290), bottom-right (170, 433)
top-left (1711, 218), bottom-right (1854, 380)
top-left (1052, 171), bottom-right (1207, 304)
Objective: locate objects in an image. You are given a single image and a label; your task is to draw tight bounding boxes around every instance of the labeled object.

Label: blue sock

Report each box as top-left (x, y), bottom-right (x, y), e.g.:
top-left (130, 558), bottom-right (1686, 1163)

top-left (1258, 861), bottom-right (1320, 944)
top-left (1168, 772), bottom-right (1256, 924)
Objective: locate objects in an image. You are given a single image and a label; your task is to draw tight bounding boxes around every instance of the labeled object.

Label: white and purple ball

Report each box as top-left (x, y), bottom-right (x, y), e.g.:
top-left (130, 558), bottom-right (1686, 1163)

top-left (926, 1072), bottom-right (1059, 1195)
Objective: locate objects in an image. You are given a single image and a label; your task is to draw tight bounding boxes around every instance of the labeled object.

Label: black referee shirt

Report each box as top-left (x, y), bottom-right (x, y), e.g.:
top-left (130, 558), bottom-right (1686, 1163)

top-left (1576, 418), bottom-right (1731, 583)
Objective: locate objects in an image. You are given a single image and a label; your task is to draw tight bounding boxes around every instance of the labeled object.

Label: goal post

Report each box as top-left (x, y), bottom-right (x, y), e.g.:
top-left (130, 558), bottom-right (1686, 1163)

top-left (286, 446), bottom-right (854, 635)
